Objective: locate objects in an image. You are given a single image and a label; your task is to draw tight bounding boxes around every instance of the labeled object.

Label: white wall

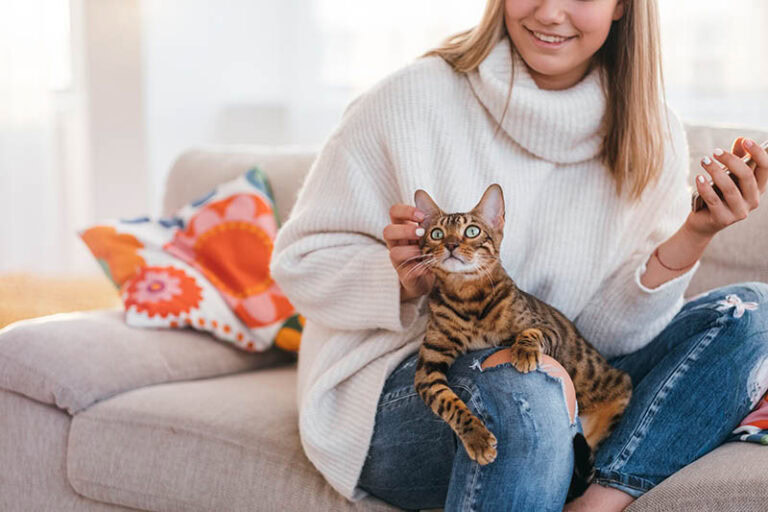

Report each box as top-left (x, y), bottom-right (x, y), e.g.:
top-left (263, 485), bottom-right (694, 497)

top-left (85, 0), bottom-right (149, 220)
top-left (140, 0), bottom-right (342, 214)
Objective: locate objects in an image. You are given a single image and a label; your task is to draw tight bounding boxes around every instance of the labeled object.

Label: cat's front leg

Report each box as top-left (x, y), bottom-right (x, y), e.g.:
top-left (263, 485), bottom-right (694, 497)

top-left (508, 328), bottom-right (545, 373)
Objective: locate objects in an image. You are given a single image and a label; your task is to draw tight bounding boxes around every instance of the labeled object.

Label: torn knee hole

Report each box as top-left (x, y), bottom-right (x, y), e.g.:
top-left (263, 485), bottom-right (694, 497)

top-left (480, 350), bottom-right (577, 424)
top-left (539, 357), bottom-right (577, 425)
top-left (480, 348), bottom-right (514, 370)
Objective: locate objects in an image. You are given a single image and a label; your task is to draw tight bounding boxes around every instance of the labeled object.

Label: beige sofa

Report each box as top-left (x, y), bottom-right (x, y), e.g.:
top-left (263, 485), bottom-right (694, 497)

top-left (2, 123), bottom-right (768, 512)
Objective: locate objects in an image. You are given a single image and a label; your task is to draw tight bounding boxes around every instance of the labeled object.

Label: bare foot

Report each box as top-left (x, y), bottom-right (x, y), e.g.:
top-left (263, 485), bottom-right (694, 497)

top-left (563, 483), bottom-right (635, 512)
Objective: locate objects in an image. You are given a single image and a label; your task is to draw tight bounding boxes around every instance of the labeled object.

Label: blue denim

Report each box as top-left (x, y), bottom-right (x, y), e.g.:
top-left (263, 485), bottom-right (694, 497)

top-left (357, 282), bottom-right (768, 511)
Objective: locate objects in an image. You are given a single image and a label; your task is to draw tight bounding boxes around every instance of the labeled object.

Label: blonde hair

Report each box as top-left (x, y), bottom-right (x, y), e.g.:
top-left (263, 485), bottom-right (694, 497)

top-left (423, 0), bottom-right (667, 201)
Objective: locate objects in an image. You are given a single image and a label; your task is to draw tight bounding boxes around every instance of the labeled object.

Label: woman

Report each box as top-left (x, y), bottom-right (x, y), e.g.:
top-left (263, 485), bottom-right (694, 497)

top-left (270, 0), bottom-right (768, 510)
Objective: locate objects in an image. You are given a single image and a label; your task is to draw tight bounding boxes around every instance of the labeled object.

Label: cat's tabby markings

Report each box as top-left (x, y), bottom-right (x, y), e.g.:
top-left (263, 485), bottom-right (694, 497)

top-left (410, 184), bottom-right (632, 500)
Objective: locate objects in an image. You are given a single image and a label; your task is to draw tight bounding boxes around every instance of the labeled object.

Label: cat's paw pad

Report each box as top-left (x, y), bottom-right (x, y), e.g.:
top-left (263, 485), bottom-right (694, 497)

top-left (509, 345), bottom-right (541, 373)
top-left (462, 423), bottom-right (497, 465)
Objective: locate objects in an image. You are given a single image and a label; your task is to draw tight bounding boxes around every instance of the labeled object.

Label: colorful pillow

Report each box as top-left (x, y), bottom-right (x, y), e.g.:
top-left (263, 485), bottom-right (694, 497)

top-left (728, 392), bottom-right (768, 445)
top-left (79, 167), bottom-right (303, 352)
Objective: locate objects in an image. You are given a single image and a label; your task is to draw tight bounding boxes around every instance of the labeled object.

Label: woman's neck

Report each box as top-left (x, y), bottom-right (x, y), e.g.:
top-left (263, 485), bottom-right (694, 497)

top-left (466, 37), bottom-right (606, 165)
top-left (525, 58), bottom-right (593, 90)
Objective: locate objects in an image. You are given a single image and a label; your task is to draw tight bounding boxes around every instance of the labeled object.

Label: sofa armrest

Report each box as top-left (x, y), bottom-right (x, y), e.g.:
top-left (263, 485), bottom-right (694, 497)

top-left (0, 310), bottom-right (293, 414)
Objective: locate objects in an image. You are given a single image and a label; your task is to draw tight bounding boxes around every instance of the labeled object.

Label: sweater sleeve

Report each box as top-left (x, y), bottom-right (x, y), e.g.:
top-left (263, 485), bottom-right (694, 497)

top-left (269, 128), bottom-right (427, 333)
top-left (574, 110), bottom-right (699, 359)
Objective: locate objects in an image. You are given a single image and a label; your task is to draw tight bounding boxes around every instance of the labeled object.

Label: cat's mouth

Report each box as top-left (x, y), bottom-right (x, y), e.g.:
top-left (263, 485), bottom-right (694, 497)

top-left (441, 253), bottom-right (477, 273)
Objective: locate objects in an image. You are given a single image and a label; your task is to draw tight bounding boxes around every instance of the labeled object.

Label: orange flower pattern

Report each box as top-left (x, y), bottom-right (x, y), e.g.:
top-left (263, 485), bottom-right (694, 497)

top-left (80, 226), bottom-right (145, 287)
top-left (164, 193), bottom-right (295, 328)
top-left (80, 167), bottom-right (302, 353)
top-left (124, 266), bottom-right (202, 318)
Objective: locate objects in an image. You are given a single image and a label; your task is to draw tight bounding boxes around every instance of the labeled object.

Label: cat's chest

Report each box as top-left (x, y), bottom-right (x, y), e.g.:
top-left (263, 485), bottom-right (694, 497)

top-left (429, 302), bottom-right (517, 350)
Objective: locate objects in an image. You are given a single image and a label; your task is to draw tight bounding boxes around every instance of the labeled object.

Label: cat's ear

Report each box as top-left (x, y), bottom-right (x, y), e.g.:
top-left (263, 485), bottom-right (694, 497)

top-left (472, 184), bottom-right (505, 231)
top-left (413, 189), bottom-right (443, 227)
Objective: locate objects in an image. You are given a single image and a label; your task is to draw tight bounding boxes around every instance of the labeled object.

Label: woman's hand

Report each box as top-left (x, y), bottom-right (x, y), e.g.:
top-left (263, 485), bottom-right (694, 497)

top-left (383, 204), bottom-right (435, 302)
top-left (686, 137), bottom-right (768, 239)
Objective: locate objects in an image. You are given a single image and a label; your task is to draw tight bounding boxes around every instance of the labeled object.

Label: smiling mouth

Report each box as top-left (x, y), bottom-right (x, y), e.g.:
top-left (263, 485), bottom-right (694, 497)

top-left (525, 27), bottom-right (576, 45)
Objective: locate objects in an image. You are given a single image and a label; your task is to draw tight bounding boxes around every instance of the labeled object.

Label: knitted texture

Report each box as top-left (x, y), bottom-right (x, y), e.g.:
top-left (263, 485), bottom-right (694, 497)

top-left (269, 36), bottom-right (698, 500)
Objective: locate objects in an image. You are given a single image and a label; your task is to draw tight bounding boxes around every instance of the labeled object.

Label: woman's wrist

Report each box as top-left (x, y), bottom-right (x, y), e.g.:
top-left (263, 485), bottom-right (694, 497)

top-left (680, 216), bottom-right (716, 249)
top-left (640, 219), bottom-right (713, 289)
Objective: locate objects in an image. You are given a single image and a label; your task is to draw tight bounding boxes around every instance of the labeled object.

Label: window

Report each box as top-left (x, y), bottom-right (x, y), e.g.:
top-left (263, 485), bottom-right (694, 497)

top-left (660, 0), bottom-right (768, 128)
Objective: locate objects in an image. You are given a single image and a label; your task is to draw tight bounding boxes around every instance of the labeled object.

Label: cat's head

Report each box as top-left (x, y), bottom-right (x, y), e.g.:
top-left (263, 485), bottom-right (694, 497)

top-left (413, 184), bottom-right (505, 281)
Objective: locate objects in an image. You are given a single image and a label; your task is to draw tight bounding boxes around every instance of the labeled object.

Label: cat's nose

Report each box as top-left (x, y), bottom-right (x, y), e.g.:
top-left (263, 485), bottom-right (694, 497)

top-left (445, 242), bottom-right (459, 251)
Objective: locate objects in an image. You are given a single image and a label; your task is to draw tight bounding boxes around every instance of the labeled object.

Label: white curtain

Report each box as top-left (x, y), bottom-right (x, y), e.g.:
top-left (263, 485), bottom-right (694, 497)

top-left (0, 0), bottom-right (90, 274)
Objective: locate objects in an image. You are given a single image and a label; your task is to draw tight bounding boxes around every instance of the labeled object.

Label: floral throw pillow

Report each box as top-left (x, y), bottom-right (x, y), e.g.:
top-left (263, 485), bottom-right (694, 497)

top-left (80, 167), bottom-right (303, 352)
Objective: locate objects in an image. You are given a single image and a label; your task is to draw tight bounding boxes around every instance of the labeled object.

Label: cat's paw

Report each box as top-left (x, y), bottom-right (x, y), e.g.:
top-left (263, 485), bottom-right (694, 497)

top-left (461, 422), bottom-right (498, 465)
top-left (509, 344), bottom-right (541, 373)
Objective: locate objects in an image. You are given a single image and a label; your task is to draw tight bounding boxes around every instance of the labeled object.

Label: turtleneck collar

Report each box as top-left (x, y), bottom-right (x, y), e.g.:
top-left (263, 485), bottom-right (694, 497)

top-left (467, 36), bottom-right (607, 164)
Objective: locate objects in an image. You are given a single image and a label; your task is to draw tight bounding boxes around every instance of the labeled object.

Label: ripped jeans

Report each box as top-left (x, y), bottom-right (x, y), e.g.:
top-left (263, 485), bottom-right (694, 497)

top-left (357, 282), bottom-right (768, 511)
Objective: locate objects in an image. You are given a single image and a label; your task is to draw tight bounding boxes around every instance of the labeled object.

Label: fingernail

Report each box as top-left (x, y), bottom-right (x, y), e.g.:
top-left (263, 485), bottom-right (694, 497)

top-left (697, 175), bottom-right (705, 184)
top-left (414, 210), bottom-right (425, 221)
top-left (744, 138), bottom-right (754, 149)
top-left (713, 148), bottom-right (724, 156)
top-left (702, 156), bottom-right (712, 165)
top-left (415, 228), bottom-right (425, 236)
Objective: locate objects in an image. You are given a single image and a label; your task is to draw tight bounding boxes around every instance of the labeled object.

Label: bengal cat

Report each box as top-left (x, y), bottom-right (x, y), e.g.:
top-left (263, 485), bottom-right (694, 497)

top-left (410, 183), bottom-right (632, 499)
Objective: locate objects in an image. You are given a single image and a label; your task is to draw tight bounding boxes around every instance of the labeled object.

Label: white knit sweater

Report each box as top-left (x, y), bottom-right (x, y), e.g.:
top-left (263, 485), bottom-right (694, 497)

top-left (269, 36), bottom-right (699, 501)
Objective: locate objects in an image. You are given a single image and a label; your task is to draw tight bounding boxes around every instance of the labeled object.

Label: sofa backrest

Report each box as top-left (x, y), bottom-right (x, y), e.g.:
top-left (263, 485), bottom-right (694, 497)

top-left (163, 145), bottom-right (320, 227)
top-left (163, 123), bottom-right (768, 297)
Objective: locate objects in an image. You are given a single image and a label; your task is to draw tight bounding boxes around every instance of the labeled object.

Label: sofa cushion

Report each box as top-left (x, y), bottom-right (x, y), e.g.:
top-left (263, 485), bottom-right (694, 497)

top-left (628, 442), bottom-right (768, 512)
top-left (0, 389), bottom-right (135, 511)
top-left (0, 310), bottom-right (292, 414)
top-left (67, 368), bottom-right (397, 512)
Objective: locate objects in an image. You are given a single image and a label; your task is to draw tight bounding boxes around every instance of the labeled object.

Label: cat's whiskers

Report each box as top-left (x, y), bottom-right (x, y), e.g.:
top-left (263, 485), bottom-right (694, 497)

top-left (402, 256), bottom-right (437, 282)
top-left (477, 261), bottom-right (497, 297)
top-left (395, 252), bottom-right (429, 272)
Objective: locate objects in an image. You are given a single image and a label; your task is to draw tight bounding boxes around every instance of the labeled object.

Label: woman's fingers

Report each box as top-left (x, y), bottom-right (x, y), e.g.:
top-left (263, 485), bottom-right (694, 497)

top-left (694, 174), bottom-right (730, 228)
top-left (701, 155), bottom-right (747, 220)
top-left (690, 138), bottom-right (766, 237)
top-left (385, 204), bottom-right (426, 248)
top-left (731, 137), bottom-right (747, 158)
top-left (712, 148), bottom-right (760, 210)
top-left (383, 223), bottom-right (424, 248)
top-left (389, 204), bottom-right (425, 224)
top-left (743, 138), bottom-right (768, 195)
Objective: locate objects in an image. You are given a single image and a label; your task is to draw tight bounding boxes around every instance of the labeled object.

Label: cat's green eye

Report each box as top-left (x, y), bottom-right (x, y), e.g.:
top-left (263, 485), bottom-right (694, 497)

top-left (465, 225), bottom-right (481, 238)
top-left (430, 228), bottom-right (444, 240)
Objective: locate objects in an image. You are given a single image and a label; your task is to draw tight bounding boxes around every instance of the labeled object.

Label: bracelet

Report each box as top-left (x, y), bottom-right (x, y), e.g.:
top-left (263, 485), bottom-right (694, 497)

top-left (653, 246), bottom-right (697, 272)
